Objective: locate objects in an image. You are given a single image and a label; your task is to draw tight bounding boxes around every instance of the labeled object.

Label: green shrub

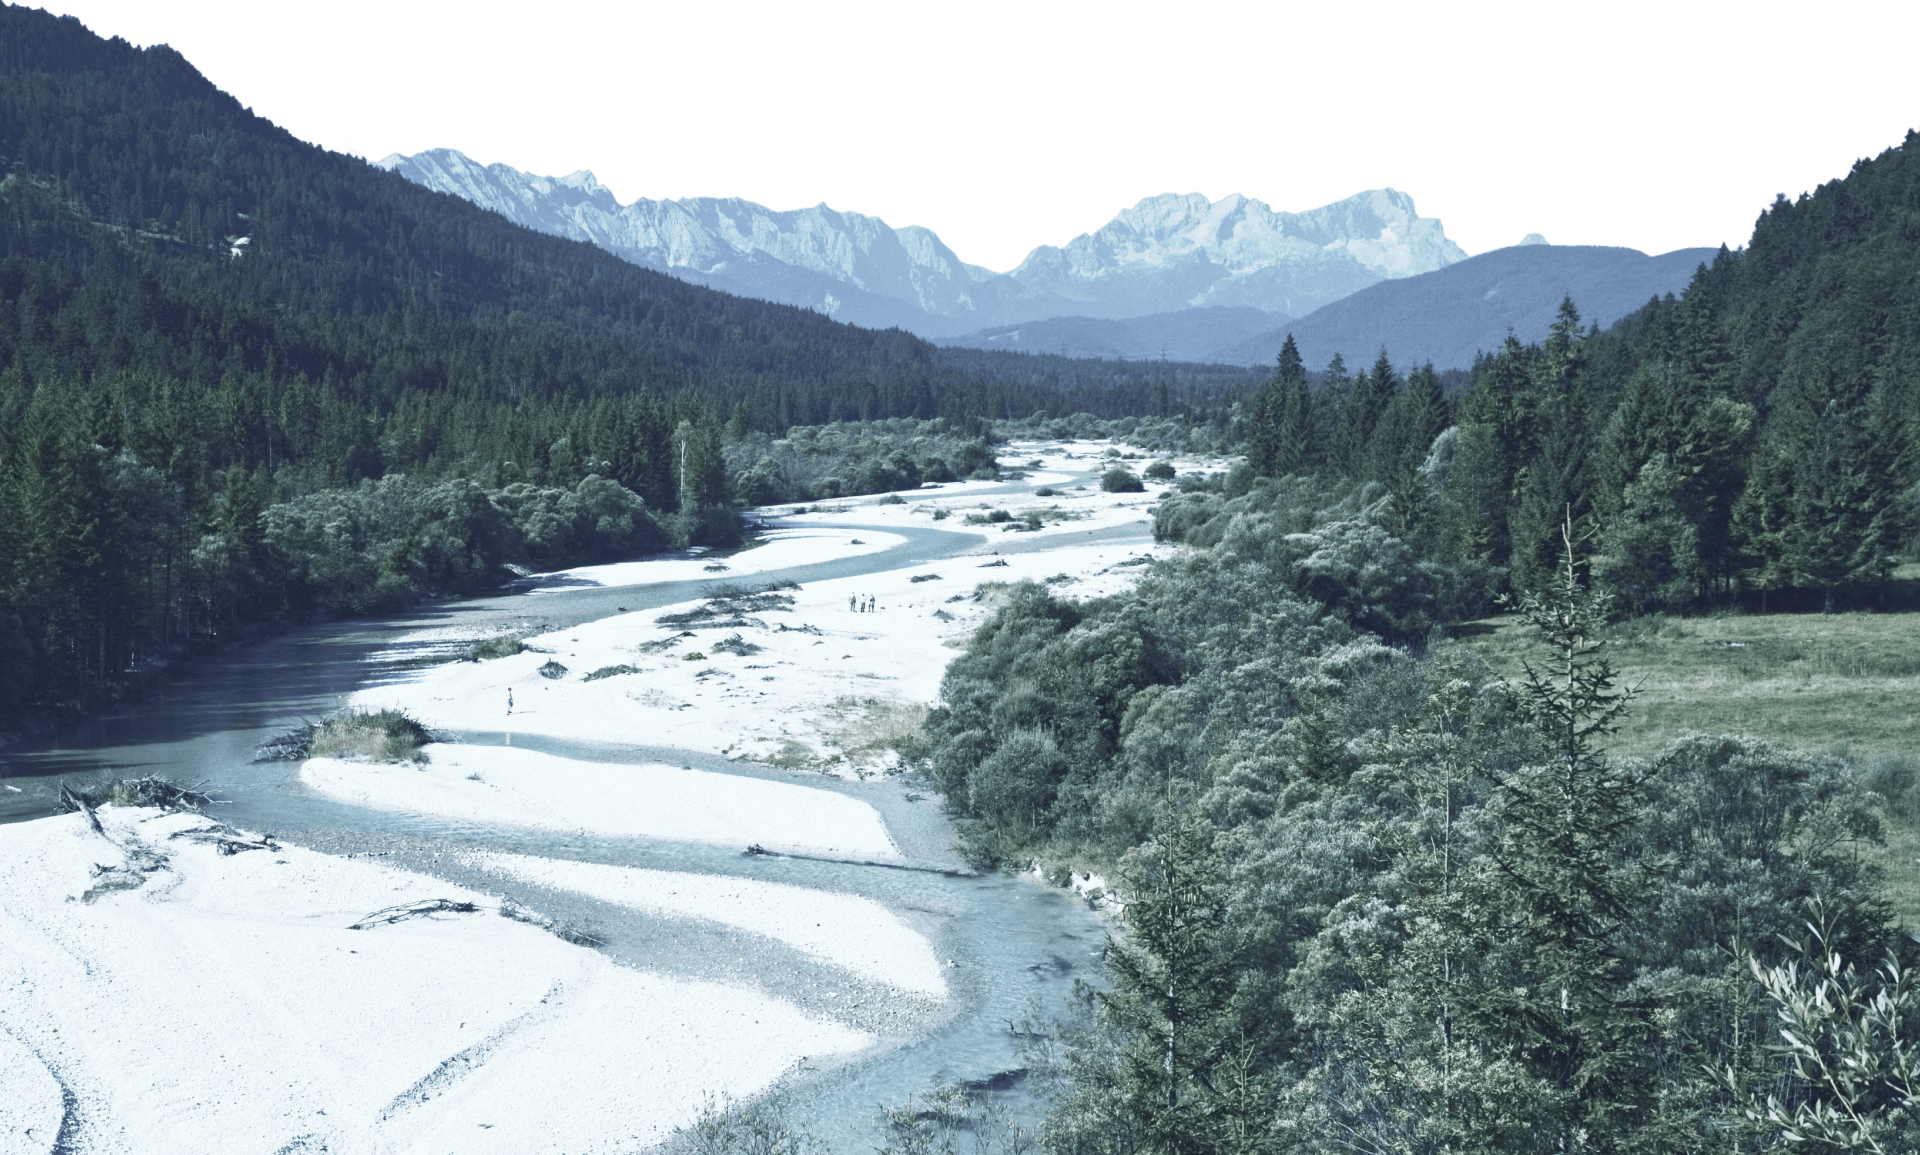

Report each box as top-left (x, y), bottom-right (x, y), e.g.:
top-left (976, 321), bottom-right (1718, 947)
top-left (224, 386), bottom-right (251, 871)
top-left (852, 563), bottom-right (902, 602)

top-left (1861, 752), bottom-right (1920, 819)
top-left (309, 709), bottom-right (434, 763)
top-left (468, 636), bottom-right (525, 661)
top-left (1101, 468), bottom-right (1144, 493)
top-left (1034, 486), bottom-right (1059, 497)
top-left (877, 493), bottom-right (906, 505)
top-left (711, 634), bottom-right (762, 656)
top-left (1144, 461), bottom-right (1176, 481)
top-left (583, 664), bottom-right (642, 681)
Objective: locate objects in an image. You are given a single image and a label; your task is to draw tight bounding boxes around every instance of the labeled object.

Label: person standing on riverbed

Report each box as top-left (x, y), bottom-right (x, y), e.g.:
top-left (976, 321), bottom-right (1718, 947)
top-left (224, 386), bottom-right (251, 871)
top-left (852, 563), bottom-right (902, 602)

top-left (507, 688), bottom-right (513, 715)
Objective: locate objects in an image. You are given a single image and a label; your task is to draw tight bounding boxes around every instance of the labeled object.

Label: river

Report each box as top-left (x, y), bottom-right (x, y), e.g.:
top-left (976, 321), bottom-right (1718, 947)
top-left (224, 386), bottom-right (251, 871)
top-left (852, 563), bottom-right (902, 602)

top-left (0, 470), bottom-right (1153, 1153)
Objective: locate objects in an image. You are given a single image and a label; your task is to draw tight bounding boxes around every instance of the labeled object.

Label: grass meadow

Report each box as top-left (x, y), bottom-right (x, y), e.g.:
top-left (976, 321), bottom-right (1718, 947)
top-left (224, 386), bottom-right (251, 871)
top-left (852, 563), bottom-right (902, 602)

top-left (1453, 605), bottom-right (1920, 922)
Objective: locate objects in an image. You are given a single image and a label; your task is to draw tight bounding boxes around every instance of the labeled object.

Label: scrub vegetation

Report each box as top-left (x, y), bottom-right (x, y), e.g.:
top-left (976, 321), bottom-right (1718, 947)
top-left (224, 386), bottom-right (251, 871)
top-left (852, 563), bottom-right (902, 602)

top-left (307, 709), bottom-right (436, 764)
top-left (899, 132), bottom-right (1920, 1152)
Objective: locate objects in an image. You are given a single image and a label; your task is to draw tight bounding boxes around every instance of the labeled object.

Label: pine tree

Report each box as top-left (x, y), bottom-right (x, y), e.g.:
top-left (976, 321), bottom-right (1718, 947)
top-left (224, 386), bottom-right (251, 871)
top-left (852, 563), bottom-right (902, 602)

top-left (1265, 336), bottom-right (1310, 476)
top-left (1309, 354), bottom-right (1351, 476)
top-left (1091, 809), bottom-right (1266, 1155)
top-left (1735, 355), bottom-right (1908, 610)
top-left (1334, 350), bottom-right (1397, 477)
top-left (1475, 516), bottom-right (1655, 1149)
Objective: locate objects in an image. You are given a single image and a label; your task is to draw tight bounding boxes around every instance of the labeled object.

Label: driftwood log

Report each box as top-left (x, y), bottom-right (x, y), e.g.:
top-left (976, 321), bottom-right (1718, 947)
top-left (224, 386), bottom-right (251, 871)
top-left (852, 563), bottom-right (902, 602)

top-left (348, 899), bottom-right (481, 930)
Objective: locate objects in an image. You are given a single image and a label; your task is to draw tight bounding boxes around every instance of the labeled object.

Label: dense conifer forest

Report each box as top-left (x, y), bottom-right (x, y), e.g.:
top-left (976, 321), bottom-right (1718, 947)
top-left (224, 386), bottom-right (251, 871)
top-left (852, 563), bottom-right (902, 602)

top-left (0, 6), bottom-right (1257, 727)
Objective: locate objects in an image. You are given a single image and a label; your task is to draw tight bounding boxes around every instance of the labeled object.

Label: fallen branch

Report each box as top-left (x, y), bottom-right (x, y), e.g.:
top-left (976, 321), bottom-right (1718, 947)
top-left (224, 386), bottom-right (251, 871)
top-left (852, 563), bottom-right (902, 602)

top-left (348, 898), bottom-right (480, 930)
top-left (57, 776), bottom-right (215, 818)
top-left (254, 720), bottom-right (320, 761)
top-left (168, 823), bottom-right (279, 856)
top-left (58, 784), bottom-right (104, 834)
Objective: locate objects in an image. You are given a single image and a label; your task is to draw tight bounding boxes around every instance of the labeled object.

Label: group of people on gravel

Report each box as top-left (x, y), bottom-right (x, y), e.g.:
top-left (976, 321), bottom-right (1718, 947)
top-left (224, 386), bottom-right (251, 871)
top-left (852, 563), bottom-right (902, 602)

top-left (848, 594), bottom-right (880, 613)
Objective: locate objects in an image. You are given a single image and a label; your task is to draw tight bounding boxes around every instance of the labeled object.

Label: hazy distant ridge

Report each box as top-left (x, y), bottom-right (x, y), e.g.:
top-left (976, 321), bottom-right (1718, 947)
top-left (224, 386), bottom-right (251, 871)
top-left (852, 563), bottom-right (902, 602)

top-left (1217, 243), bottom-right (1719, 370)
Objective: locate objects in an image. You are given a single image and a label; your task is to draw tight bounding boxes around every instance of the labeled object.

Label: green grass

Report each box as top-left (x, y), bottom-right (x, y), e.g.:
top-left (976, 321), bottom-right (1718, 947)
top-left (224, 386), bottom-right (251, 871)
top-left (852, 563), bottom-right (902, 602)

top-left (1452, 610), bottom-right (1920, 763)
top-left (1453, 608), bottom-right (1920, 922)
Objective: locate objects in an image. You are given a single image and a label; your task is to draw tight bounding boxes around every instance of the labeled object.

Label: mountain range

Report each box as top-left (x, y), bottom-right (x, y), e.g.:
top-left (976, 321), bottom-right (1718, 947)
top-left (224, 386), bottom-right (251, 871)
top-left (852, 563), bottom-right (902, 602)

top-left (378, 150), bottom-right (1466, 339)
top-left (381, 150), bottom-right (1714, 370)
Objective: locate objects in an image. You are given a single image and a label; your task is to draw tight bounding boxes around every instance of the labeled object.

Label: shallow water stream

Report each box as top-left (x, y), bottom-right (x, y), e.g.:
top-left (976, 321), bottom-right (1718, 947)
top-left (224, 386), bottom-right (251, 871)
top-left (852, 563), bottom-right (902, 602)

top-left (0, 485), bottom-right (1153, 1152)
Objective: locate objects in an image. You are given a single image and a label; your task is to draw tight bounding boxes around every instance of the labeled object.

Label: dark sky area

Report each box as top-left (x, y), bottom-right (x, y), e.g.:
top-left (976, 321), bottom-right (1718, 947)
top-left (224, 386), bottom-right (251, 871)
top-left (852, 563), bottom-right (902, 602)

top-left (45, 6), bottom-right (1920, 270)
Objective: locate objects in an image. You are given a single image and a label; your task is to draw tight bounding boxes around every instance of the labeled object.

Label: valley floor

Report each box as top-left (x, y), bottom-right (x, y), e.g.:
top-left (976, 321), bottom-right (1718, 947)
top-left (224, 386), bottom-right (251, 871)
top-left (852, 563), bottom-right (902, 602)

top-left (0, 441), bottom-right (1194, 1155)
top-left (1454, 606), bottom-right (1920, 922)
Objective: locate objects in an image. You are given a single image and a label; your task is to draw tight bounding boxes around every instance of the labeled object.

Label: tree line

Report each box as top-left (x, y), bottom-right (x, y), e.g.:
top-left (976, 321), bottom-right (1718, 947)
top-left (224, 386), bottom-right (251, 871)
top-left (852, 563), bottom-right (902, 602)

top-left (1242, 132), bottom-right (1920, 614)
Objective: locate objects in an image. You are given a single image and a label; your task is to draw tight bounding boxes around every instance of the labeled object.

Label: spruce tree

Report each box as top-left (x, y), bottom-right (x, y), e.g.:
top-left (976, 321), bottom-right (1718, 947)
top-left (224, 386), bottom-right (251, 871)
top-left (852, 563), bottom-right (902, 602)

top-left (1334, 350), bottom-right (1397, 477)
top-left (1267, 335), bottom-right (1310, 477)
top-left (1093, 809), bottom-right (1264, 1155)
top-left (1475, 515), bottom-right (1655, 1150)
top-left (1735, 357), bottom-right (1908, 610)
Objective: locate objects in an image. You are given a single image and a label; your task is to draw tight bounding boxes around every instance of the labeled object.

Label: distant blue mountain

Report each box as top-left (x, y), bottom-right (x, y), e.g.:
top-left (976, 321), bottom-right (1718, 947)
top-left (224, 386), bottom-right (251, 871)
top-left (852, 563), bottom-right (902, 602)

top-left (1213, 243), bottom-right (1718, 370)
top-left (933, 306), bottom-right (1288, 364)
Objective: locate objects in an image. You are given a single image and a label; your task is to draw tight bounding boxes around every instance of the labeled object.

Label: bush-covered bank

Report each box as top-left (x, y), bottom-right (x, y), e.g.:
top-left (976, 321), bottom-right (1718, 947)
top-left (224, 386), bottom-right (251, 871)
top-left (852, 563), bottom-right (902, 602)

top-left (724, 418), bottom-right (1000, 505)
top-left (990, 411), bottom-right (1251, 458)
top-left (0, 441), bottom-right (682, 729)
top-left (1152, 473), bottom-right (1498, 638)
top-left (918, 518), bottom-right (1907, 1150)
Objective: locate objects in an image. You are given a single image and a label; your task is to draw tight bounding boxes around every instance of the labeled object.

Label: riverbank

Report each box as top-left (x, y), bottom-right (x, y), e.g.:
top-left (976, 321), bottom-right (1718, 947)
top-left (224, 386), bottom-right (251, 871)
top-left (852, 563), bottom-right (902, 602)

top-left (0, 440), bottom-right (1210, 1153)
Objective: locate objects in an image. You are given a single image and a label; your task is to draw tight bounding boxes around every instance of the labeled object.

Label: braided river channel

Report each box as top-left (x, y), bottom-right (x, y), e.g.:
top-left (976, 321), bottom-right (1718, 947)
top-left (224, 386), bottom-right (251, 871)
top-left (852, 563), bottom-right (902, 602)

top-left (0, 471), bottom-right (1153, 1153)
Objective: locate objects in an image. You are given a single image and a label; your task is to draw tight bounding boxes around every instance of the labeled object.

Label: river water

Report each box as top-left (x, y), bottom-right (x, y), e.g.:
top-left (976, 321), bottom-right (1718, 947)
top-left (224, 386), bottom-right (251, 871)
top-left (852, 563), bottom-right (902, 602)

top-left (0, 474), bottom-right (1154, 1153)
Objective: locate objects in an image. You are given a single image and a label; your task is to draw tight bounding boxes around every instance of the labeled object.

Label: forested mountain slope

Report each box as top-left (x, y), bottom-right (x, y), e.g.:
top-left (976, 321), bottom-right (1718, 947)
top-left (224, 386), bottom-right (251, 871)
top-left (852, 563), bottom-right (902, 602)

top-left (0, 5), bottom-right (1262, 729)
top-left (0, 6), bottom-right (1008, 428)
top-left (1229, 129), bottom-right (1920, 614)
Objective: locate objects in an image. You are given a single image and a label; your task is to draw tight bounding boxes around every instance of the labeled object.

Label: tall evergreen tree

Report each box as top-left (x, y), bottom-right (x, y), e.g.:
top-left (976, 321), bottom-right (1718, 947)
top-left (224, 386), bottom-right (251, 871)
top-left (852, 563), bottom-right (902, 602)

top-left (1473, 520), bottom-right (1655, 1150)
top-left (1734, 355), bottom-right (1909, 609)
top-left (1051, 809), bottom-right (1271, 1155)
top-left (1334, 350), bottom-right (1398, 477)
top-left (1247, 336), bottom-right (1310, 478)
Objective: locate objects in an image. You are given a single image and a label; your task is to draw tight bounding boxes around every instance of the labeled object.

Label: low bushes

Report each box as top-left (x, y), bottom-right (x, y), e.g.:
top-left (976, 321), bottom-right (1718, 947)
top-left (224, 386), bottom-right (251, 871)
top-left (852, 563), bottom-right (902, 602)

top-left (308, 709), bottom-right (435, 763)
top-left (468, 636), bottom-right (525, 661)
top-left (583, 664), bottom-right (642, 681)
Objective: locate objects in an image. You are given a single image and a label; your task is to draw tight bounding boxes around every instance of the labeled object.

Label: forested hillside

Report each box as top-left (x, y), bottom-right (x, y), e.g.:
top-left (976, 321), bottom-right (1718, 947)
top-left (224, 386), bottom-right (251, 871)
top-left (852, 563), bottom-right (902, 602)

top-left (0, 5), bottom-right (1261, 730)
top-left (1236, 130), bottom-right (1920, 613)
top-left (921, 131), bottom-right (1920, 1151)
